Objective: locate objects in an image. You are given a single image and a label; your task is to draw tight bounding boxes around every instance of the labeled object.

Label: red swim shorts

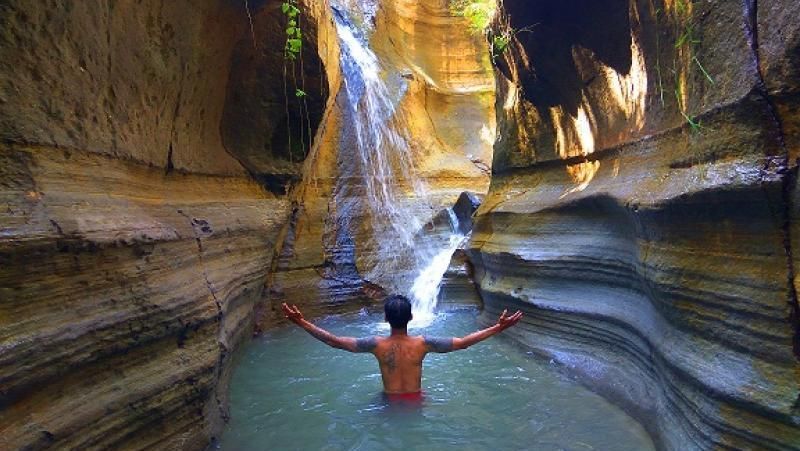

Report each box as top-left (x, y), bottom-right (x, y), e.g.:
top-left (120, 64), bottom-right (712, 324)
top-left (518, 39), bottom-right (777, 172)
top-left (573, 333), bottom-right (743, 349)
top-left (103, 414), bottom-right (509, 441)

top-left (384, 391), bottom-right (425, 404)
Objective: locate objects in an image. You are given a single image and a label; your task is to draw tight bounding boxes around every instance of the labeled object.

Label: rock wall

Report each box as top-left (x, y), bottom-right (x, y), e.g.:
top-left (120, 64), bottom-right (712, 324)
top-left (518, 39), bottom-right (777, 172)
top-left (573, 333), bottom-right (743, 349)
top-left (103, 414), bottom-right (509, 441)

top-left (0, 0), bottom-right (330, 448)
top-left (266, 0), bottom-right (496, 312)
top-left (6, 0), bottom-right (798, 448)
top-left (221, 0), bottom-right (330, 194)
top-left (469, 0), bottom-right (800, 448)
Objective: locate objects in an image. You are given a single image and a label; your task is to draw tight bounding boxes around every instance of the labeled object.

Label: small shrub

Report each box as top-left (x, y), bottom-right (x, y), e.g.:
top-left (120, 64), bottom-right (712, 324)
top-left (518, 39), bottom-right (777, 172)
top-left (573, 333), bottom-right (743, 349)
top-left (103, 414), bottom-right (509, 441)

top-left (450, 0), bottom-right (495, 33)
top-left (492, 33), bottom-right (511, 56)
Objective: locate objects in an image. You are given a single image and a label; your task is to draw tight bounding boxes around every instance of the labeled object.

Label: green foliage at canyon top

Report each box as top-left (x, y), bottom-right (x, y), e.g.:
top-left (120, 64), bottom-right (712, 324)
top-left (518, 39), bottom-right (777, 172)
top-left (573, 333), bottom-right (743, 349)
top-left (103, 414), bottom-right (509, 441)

top-left (449, 0), bottom-right (495, 33)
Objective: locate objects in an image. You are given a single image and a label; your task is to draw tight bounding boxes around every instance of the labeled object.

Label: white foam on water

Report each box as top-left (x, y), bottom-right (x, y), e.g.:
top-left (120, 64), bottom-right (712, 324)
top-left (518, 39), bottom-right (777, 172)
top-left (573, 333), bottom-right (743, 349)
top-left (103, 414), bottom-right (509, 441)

top-left (408, 231), bottom-right (465, 327)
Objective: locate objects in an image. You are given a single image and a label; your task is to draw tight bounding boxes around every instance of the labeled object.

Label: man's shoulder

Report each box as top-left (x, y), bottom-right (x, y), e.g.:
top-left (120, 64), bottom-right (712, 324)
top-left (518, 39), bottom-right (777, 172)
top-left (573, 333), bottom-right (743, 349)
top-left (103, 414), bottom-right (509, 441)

top-left (355, 336), bottom-right (381, 352)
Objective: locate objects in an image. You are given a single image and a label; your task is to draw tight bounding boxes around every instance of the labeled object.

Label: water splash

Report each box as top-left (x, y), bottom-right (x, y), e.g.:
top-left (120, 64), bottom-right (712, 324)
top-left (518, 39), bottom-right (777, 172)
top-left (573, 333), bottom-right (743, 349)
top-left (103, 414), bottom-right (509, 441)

top-left (409, 228), bottom-right (466, 326)
top-left (330, 0), bottom-right (461, 317)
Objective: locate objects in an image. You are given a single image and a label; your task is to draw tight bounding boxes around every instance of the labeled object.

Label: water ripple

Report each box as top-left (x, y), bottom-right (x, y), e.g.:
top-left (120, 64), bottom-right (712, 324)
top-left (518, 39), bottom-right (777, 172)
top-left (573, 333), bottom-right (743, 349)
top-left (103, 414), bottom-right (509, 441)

top-left (220, 311), bottom-right (654, 450)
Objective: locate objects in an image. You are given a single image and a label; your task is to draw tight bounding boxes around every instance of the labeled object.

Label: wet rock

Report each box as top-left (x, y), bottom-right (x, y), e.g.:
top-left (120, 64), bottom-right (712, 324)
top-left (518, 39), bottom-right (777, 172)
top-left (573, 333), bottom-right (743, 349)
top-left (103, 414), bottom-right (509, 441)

top-left (452, 191), bottom-right (482, 235)
top-left (439, 248), bottom-right (482, 309)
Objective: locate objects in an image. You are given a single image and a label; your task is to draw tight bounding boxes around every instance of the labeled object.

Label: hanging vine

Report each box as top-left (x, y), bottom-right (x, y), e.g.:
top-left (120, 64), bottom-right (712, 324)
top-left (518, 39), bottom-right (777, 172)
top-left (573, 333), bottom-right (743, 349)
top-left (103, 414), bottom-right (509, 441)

top-left (282, 1), bottom-right (302, 61)
top-left (280, 0), bottom-right (312, 163)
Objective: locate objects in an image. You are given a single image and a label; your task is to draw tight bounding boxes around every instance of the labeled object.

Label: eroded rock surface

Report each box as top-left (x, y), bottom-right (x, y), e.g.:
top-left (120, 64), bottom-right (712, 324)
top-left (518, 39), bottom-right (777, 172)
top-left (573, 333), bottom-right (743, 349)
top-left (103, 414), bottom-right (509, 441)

top-left (0, 0), bottom-right (331, 448)
top-left (469, 0), bottom-right (800, 448)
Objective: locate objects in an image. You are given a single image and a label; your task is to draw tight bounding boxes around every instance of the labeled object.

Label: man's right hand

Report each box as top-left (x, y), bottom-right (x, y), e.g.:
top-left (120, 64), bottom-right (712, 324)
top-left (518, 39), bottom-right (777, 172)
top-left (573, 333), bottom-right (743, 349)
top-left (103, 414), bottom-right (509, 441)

top-left (281, 303), bottom-right (305, 325)
top-left (496, 309), bottom-right (523, 330)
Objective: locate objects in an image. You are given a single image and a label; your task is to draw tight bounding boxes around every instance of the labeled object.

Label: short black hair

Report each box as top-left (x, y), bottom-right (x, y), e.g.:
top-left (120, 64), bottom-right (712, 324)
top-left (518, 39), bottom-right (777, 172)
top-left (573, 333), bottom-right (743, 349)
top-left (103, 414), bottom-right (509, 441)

top-left (384, 294), bottom-right (412, 329)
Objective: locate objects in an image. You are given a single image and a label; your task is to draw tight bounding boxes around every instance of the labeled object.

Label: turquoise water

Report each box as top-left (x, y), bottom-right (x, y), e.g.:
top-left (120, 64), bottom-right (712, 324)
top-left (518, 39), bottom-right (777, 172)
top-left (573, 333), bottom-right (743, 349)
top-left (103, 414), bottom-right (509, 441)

top-left (218, 310), bottom-right (654, 450)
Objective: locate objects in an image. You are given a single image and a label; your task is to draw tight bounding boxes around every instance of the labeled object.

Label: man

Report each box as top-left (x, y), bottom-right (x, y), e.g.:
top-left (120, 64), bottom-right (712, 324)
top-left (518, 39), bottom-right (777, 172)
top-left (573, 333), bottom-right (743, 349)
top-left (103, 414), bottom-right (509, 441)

top-left (281, 294), bottom-right (523, 402)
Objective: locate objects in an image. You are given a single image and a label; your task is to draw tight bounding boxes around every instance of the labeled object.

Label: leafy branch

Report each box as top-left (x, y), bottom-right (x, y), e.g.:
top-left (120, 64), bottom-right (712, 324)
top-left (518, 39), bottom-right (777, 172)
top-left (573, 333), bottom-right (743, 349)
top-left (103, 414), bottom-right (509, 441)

top-left (449, 0), bottom-right (495, 34)
top-left (280, 0), bottom-right (312, 163)
top-left (282, 1), bottom-right (302, 60)
top-left (490, 24), bottom-right (536, 60)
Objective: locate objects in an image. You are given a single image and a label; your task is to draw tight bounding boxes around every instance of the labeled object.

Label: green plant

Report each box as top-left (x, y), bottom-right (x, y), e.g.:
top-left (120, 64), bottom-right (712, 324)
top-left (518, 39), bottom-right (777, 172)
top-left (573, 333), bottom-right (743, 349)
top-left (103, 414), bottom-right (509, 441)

top-left (282, 1), bottom-right (302, 60)
top-left (654, 0), bottom-right (715, 132)
top-left (279, 0), bottom-right (312, 163)
top-left (450, 0), bottom-right (495, 34)
top-left (491, 32), bottom-right (511, 57)
top-left (675, 0), bottom-right (690, 16)
top-left (489, 25), bottom-right (536, 60)
top-left (693, 56), bottom-right (714, 84)
top-left (674, 23), bottom-right (699, 48)
top-left (674, 85), bottom-right (708, 134)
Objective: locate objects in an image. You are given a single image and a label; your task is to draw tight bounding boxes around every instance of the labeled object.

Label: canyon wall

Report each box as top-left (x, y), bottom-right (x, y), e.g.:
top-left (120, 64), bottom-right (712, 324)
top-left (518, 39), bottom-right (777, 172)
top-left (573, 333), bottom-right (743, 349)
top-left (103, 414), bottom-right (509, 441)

top-left (469, 0), bottom-right (800, 448)
top-left (0, 0), bottom-right (329, 448)
top-left (266, 0), bottom-right (495, 312)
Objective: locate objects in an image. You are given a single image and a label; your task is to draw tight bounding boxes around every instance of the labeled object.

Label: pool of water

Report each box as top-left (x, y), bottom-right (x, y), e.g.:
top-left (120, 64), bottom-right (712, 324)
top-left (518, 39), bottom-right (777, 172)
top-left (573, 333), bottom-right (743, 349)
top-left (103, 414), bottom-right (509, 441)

top-left (217, 310), bottom-right (654, 450)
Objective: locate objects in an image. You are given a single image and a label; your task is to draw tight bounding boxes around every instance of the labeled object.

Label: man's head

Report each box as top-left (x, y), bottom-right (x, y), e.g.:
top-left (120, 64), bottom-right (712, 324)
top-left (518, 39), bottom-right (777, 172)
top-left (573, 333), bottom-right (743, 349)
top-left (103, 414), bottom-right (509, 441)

top-left (384, 294), bottom-right (412, 329)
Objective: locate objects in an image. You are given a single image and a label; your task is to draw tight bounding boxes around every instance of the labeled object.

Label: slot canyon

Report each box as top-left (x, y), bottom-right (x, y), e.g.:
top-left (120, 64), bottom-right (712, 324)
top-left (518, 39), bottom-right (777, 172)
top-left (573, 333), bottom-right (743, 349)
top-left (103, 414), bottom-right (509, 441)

top-left (0, 0), bottom-right (798, 449)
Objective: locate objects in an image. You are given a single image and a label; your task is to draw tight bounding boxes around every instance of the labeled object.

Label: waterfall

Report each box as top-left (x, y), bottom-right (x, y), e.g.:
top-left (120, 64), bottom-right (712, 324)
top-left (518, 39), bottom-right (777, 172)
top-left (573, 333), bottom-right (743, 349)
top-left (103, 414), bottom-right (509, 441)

top-left (409, 209), bottom-right (466, 320)
top-left (330, 0), bottom-right (463, 322)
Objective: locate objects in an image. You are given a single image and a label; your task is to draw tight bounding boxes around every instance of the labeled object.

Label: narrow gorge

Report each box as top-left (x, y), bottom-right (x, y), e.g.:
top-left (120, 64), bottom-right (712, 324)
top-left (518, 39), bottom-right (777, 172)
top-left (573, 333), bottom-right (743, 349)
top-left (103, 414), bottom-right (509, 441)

top-left (0, 0), bottom-right (798, 450)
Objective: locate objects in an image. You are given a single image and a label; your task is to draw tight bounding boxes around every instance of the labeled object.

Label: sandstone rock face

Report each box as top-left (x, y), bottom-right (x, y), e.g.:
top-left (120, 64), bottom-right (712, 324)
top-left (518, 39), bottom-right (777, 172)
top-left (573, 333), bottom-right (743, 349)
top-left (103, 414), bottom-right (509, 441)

top-left (221, 1), bottom-right (330, 193)
top-left (267, 0), bottom-right (496, 311)
top-left (0, 0), bottom-right (331, 448)
top-left (469, 0), bottom-right (800, 448)
top-left (6, 0), bottom-right (798, 449)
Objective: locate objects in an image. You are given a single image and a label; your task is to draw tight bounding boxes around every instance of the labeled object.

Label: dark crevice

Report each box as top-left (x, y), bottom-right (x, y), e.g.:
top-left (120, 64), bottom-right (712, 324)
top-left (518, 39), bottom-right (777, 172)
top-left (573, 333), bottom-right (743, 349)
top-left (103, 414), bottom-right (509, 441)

top-left (220, 0), bottom-right (328, 193)
top-left (782, 169), bottom-right (800, 361)
top-left (498, 0), bottom-right (632, 115)
top-left (213, 344), bottom-right (231, 424)
top-left (176, 209), bottom-right (231, 425)
top-left (165, 143), bottom-right (174, 175)
top-left (744, 0), bottom-right (800, 361)
top-left (251, 173), bottom-right (297, 195)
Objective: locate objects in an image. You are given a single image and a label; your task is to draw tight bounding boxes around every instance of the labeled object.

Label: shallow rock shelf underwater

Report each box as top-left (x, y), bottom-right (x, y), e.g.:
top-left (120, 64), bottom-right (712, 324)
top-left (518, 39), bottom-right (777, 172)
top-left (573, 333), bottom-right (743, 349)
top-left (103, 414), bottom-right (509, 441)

top-left (217, 309), bottom-right (654, 450)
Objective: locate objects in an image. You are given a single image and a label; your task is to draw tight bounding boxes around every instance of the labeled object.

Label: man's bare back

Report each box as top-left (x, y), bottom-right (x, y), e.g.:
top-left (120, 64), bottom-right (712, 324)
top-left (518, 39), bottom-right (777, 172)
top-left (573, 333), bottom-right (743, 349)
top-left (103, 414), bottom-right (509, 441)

top-left (369, 335), bottom-right (426, 394)
top-left (282, 295), bottom-right (523, 396)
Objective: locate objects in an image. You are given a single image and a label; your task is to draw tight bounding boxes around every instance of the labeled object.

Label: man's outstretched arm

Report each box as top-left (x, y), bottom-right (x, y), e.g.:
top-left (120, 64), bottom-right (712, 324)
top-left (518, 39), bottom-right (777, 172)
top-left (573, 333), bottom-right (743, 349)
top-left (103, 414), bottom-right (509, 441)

top-left (281, 303), bottom-right (377, 353)
top-left (425, 309), bottom-right (523, 353)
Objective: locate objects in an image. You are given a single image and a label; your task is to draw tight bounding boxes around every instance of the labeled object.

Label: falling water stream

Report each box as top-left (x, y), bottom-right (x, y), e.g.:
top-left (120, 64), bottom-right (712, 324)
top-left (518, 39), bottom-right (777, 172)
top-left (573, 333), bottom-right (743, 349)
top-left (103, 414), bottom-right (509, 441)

top-left (332, 0), bottom-right (462, 322)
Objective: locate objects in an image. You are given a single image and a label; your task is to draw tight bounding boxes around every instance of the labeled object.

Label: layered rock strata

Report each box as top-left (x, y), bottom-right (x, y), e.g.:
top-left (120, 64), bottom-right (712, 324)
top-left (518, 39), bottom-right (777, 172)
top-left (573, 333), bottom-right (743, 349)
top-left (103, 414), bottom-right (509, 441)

top-left (0, 0), bottom-right (330, 448)
top-left (469, 0), bottom-right (800, 448)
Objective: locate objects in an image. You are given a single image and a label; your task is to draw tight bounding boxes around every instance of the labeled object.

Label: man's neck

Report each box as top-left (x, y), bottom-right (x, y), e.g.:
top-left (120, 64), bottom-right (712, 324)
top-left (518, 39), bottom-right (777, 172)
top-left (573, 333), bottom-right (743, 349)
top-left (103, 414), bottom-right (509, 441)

top-left (390, 327), bottom-right (408, 337)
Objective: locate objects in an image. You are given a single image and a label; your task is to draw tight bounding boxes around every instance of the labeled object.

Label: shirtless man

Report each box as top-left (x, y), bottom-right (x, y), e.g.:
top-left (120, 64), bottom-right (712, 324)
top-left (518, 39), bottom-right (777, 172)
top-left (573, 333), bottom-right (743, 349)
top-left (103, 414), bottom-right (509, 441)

top-left (280, 294), bottom-right (523, 401)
